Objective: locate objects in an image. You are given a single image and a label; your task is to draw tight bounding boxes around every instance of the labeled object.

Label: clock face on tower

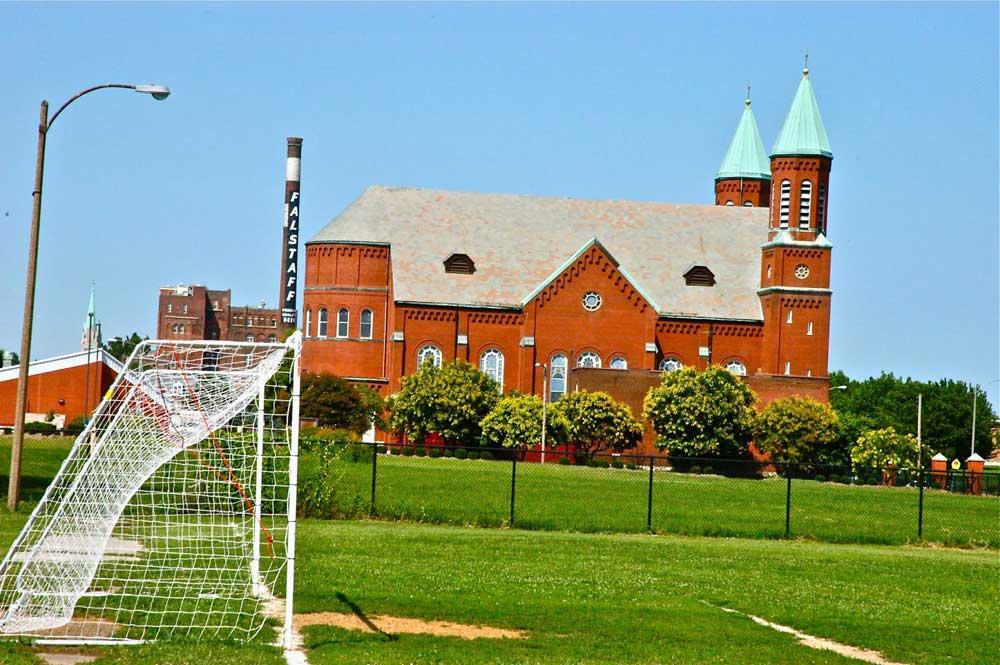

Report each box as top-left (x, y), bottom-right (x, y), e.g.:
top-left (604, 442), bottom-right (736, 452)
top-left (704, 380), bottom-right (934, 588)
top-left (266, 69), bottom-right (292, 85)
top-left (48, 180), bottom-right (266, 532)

top-left (794, 264), bottom-right (810, 280)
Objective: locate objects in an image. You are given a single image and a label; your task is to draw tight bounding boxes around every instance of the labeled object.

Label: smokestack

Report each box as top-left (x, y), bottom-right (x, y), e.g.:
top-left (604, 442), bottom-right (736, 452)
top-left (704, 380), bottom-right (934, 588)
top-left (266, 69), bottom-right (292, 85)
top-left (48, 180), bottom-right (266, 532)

top-left (280, 137), bottom-right (302, 327)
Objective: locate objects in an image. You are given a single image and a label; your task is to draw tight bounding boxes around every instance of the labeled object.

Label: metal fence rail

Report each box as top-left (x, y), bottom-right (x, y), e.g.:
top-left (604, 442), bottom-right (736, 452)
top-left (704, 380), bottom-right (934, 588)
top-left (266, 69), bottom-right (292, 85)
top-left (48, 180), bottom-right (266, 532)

top-left (302, 442), bottom-right (999, 549)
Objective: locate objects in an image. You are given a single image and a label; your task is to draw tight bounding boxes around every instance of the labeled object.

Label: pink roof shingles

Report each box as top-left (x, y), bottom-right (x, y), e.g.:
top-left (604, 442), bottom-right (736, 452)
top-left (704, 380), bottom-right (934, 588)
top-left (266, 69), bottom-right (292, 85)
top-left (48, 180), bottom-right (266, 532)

top-left (310, 186), bottom-right (769, 321)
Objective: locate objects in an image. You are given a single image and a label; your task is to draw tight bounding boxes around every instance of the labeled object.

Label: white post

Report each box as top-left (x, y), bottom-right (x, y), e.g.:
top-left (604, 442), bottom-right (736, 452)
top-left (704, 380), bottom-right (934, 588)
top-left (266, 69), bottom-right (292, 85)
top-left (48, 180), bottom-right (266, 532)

top-left (970, 388), bottom-right (977, 458)
top-left (251, 383), bottom-right (265, 591)
top-left (284, 336), bottom-right (301, 650)
top-left (916, 393), bottom-right (922, 470)
top-left (540, 369), bottom-right (548, 464)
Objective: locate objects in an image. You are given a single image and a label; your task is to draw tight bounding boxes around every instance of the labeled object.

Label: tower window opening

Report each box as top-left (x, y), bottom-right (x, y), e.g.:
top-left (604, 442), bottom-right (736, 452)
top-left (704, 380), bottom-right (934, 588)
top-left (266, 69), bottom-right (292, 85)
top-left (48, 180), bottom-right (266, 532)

top-left (807, 321), bottom-right (814, 336)
top-left (786, 309), bottom-right (793, 324)
top-left (784, 360), bottom-right (791, 375)
top-left (818, 184), bottom-right (827, 234)
top-left (725, 200), bottom-right (734, 206)
top-left (779, 180), bottom-right (791, 228)
top-left (799, 180), bottom-right (812, 229)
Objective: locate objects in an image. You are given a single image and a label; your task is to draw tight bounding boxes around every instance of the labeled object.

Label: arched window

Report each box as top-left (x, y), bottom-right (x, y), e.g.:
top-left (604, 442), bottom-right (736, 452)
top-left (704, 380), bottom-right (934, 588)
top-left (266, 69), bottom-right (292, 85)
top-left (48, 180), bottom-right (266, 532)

top-left (417, 344), bottom-right (442, 368)
top-left (479, 348), bottom-right (505, 391)
top-left (360, 309), bottom-right (373, 340)
top-left (577, 351), bottom-right (601, 368)
top-left (610, 356), bottom-right (627, 370)
top-left (779, 180), bottom-right (791, 228)
top-left (659, 357), bottom-right (683, 373)
top-left (817, 183), bottom-right (827, 234)
top-left (268, 334), bottom-right (277, 343)
top-left (317, 308), bottom-right (328, 338)
top-left (305, 309), bottom-right (312, 338)
top-left (246, 334), bottom-right (255, 342)
top-left (743, 201), bottom-right (753, 207)
top-left (724, 359), bottom-right (747, 376)
top-left (725, 200), bottom-right (734, 206)
top-left (336, 308), bottom-right (349, 338)
top-left (549, 354), bottom-right (568, 403)
top-left (799, 180), bottom-right (812, 229)
top-left (178, 324), bottom-right (185, 335)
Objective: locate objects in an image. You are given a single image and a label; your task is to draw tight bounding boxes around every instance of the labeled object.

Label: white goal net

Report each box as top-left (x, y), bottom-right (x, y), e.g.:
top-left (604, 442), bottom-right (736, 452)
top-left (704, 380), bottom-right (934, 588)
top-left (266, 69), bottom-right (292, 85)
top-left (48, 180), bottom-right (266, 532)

top-left (0, 334), bottom-right (301, 646)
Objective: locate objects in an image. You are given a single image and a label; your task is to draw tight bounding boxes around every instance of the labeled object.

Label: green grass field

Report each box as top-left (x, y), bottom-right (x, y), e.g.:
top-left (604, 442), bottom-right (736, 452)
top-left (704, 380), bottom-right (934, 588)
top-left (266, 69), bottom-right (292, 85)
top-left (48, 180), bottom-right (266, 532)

top-left (308, 452), bottom-right (999, 548)
top-left (0, 436), bottom-right (996, 663)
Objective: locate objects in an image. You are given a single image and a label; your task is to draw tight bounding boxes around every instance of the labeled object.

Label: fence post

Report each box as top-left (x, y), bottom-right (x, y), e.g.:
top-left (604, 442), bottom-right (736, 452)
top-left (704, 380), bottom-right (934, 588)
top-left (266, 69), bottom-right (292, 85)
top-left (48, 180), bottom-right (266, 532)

top-left (646, 457), bottom-right (654, 532)
top-left (784, 468), bottom-right (792, 538)
top-left (917, 467), bottom-right (924, 540)
top-left (509, 455), bottom-right (517, 527)
top-left (369, 443), bottom-right (378, 516)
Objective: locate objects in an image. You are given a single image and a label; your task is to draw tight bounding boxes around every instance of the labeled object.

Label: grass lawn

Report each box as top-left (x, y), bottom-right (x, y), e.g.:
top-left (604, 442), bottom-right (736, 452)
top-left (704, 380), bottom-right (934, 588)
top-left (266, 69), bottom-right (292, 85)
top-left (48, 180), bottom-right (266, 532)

top-left (294, 520), bottom-right (999, 664)
top-left (309, 453), bottom-right (999, 547)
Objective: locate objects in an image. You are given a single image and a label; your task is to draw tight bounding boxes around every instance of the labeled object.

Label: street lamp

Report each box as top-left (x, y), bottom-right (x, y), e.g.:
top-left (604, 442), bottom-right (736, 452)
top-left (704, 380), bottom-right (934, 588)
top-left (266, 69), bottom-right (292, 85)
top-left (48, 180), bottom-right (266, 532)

top-left (535, 362), bottom-right (548, 464)
top-left (8, 83), bottom-right (170, 511)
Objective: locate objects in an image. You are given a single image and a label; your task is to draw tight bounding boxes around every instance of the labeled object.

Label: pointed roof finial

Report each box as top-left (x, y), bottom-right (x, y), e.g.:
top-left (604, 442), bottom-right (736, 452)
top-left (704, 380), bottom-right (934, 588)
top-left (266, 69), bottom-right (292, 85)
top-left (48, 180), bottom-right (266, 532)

top-left (803, 49), bottom-right (809, 77)
top-left (745, 82), bottom-right (752, 107)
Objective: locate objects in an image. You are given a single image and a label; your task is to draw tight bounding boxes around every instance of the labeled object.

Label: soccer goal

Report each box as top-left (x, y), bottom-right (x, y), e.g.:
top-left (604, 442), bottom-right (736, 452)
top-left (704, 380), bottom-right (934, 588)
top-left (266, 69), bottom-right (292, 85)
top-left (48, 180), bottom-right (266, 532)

top-left (0, 333), bottom-right (301, 647)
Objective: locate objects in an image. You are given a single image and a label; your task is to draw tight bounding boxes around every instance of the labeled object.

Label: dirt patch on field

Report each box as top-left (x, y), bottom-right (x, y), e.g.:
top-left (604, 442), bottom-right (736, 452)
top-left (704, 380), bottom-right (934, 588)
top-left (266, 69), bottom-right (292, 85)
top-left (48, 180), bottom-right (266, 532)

top-left (36, 653), bottom-right (98, 665)
top-left (295, 612), bottom-right (527, 640)
top-left (29, 617), bottom-right (119, 640)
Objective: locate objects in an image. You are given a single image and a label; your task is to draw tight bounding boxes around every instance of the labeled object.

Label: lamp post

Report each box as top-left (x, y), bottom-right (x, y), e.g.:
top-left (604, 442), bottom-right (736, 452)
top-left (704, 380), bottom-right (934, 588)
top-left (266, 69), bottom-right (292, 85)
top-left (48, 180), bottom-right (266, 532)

top-left (536, 362), bottom-right (548, 464)
top-left (8, 83), bottom-right (170, 511)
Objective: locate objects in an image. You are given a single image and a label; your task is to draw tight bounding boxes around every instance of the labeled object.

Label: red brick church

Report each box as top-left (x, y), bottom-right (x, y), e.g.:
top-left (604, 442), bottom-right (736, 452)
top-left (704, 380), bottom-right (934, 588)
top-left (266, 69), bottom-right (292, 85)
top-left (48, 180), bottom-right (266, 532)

top-left (301, 65), bottom-right (836, 443)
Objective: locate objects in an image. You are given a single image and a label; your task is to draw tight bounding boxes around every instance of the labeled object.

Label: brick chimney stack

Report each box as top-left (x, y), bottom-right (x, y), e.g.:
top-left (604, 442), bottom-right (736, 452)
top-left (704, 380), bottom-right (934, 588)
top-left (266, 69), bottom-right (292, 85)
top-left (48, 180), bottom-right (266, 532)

top-left (280, 137), bottom-right (303, 328)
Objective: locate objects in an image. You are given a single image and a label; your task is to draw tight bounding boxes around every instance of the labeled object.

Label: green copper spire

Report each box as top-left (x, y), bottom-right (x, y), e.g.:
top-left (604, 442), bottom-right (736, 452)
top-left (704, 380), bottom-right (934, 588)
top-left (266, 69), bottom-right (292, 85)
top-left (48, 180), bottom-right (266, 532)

top-left (716, 87), bottom-right (771, 181)
top-left (770, 62), bottom-right (832, 158)
top-left (83, 283), bottom-right (95, 331)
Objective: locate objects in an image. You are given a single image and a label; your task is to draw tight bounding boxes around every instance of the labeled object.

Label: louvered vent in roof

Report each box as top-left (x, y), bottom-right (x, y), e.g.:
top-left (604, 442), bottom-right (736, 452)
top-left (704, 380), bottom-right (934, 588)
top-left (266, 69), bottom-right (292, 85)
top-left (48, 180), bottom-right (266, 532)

top-left (683, 265), bottom-right (715, 287)
top-left (443, 253), bottom-right (476, 275)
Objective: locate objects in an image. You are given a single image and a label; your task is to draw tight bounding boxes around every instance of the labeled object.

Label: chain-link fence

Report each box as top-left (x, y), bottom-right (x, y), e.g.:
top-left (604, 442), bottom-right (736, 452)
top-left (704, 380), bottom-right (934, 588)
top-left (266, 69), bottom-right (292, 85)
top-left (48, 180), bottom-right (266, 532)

top-left (301, 443), bottom-right (999, 548)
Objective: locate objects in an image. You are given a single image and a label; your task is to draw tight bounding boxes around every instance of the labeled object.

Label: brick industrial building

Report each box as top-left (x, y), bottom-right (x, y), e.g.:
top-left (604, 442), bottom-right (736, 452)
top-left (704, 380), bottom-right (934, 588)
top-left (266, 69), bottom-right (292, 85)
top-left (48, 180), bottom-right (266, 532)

top-left (156, 284), bottom-right (284, 343)
top-left (300, 66), bottom-right (836, 453)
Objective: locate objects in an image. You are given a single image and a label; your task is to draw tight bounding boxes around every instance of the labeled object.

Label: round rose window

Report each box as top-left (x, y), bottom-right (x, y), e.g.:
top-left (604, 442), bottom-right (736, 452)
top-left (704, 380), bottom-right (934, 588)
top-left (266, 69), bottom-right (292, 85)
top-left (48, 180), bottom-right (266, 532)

top-left (582, 292), bottom-right (602, 311)
top-left (794, 264), bottom-right (810, 280)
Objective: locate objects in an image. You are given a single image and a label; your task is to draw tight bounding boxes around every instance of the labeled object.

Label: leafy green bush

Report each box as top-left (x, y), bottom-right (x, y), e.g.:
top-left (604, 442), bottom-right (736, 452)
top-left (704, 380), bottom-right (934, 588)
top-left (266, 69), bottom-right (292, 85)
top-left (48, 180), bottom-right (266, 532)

top-left (443, 448), bottom-right (454, 458)
top-left (480, 393), bottom-right (568, 450)
top-left (644, 366), bottom-right (756, 459)
top-left (689, 465), bottom-right (702, 475)
top-left (701, 466), bottom-right (713, 475)
top-left (626, 463), bottom-right (637, 470)
top-left (467, 451), bottom-right (480, 460)
top-left (415, 447), bottom-right (426, 457)
top-left (599, 461), bottom-right (611, 469)
top-left (553, 390), bottom-right (642, 461)
top-left (480, 451), bottom-right (494, 461)
top-left (455, 449), bottom-right (468, 459)
top-left (611, 461), bottom-right (624, 469)
top-left (64, 416), bottom-right (87, 436)
top-left (402, 447), bottom-right (414, 457)
top-left (558, 457), bottom-right (570, 465)
top-left (428, 448), bottom-right (441, 459)
top-left (814, 474), bottom-right (826, 483)
top-left (387, 360), bottom-right (501, 448)
top-left (23, 422), bottom-right (56, 435)
top-left (755, 397), bottom-right (841, 465)
top-left (851, 427), bottom-right (920, 469)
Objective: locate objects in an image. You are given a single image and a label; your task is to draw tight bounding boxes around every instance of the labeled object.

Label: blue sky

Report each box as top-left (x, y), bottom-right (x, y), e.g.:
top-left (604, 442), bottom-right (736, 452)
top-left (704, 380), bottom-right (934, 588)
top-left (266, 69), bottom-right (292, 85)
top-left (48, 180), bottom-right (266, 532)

top-left (1, 2), bottom-right (997, 405)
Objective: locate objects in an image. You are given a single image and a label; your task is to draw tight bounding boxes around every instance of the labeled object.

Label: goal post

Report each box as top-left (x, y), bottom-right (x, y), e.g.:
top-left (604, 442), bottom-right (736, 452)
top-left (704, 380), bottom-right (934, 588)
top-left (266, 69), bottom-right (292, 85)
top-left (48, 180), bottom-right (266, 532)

top-left (0, 333), bottom-right (301, 646)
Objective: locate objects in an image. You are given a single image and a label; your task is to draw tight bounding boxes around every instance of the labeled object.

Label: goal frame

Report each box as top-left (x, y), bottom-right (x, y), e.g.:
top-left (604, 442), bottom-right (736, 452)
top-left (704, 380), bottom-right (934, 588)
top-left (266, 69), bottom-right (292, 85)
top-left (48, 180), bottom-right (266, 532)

top-left (0, 333), bottom-right (301, 648)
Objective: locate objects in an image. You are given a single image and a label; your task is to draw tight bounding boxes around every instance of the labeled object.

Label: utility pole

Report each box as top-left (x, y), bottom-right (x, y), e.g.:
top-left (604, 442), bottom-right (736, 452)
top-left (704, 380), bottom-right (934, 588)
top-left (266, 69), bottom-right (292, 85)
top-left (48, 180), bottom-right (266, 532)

top-left (970, 388), bottom-right (977, 458)
top-left (916, 393), bottom-right (922, 469)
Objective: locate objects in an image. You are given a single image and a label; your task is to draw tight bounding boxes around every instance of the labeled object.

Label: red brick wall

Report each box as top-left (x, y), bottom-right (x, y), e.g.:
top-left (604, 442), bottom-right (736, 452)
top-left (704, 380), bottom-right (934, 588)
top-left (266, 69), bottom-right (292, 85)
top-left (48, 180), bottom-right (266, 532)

top-left (714, 178), bottom-right (770, 208)
top-left (0, 361), bottom-right (118, 427)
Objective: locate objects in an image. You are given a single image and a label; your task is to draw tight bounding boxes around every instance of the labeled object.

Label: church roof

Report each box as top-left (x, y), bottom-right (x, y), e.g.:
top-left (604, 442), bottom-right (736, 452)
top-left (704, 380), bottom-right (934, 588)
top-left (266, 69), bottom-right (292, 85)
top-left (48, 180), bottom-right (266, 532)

top-left (310, 187), bottom-right (770, 322)
top-left (771, 71), bottom-right (832, 158)
top-left (716, 100), bottom-right (771, 180)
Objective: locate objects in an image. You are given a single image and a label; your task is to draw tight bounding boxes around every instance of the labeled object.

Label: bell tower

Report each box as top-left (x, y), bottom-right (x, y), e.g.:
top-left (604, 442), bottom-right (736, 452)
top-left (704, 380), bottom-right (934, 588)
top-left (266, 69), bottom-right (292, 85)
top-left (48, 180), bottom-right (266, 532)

top-left (714, 85), bottom-right (771, 208)
top-left (758, 59), bottom-right (833, 381)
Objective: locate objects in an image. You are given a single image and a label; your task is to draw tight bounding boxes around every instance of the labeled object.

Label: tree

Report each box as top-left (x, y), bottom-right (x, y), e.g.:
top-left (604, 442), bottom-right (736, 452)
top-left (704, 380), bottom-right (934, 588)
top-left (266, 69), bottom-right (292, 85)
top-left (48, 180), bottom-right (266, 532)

top-left (830, 370), bottom-right (997, 461)
top-left (102, 333), bottom-right (146, 362)
top-left (851, 427), bottom-right (920, 469)
top-left (300, 372), bottom-right (378, 434)
top-left (554, 390), bottom-right (643, 459)
top-left (643, 366), bottom-right (757, 459)
top-left (480, 393), bottom-right (568, 450)
top-left (386, 360), bottom-right (501, 448)
top-left (755, 397), bottom-right (840, 465)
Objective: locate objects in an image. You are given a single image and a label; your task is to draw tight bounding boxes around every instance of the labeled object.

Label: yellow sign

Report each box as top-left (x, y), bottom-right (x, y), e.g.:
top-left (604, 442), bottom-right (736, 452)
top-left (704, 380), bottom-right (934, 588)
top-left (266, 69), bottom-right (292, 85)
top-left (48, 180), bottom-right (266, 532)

top-left (950, 459), bottom-right (961, 471)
